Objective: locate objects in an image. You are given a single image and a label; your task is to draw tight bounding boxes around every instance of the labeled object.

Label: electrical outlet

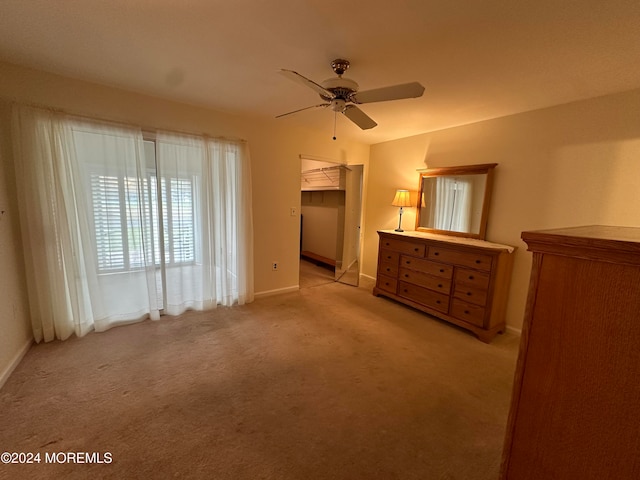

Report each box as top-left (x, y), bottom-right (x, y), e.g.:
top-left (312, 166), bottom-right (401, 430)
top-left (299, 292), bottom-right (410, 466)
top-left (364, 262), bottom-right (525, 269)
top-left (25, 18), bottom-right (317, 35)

top-left (272, 262), bottom-right (279, 271)
top-left (290, 207), bottom-right (297, 216)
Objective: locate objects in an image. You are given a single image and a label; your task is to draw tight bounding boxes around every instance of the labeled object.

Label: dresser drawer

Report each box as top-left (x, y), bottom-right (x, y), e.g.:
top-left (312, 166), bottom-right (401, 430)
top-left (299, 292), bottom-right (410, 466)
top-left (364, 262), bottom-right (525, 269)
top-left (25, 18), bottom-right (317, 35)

top-left (428, 247), bottom-right (493, 272)
top-left (378, 248), bottom-right (400, 277)
top-left (379, 259), bottom-right (399, 277)
top-left (399, 268), bottom-right (451, 294)
top-left (398, 281), bottom-right (449, 313)
top-left (453, 283), bottom-right (488, 307)
top-left (380, 237), bottom-right (426, 257)
top-left (450, 299), bottom-right (486, 327)
top-left (455, 268), bottom-right (490, 290)
top-left (400, 255), bottom-right (453, 279)
top-left (376, 275), bottom-right (398, 294)
top-left (379, 249), bottom-right (400, 264)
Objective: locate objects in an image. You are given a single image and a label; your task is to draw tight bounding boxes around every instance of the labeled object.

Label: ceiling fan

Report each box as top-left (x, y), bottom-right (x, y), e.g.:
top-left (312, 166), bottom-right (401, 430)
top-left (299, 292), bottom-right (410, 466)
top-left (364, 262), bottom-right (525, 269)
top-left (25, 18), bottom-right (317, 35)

top-left (276, 59), bottom-right (425, 138)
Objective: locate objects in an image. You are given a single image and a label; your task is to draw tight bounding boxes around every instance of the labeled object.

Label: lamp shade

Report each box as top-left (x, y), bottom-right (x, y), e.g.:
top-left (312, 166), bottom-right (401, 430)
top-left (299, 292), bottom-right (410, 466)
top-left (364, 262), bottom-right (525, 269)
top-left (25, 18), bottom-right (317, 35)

top-left (391, 189), bottom-right (411, 207)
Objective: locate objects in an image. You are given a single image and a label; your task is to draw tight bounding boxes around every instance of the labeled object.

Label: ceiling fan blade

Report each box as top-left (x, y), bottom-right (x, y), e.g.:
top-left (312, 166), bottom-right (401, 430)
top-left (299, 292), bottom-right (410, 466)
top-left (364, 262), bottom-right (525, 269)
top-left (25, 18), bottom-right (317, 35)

top-left (352, 82), bottom-right (425, 104)
top-left (342, 105), bottom-right (377, 130)
top-left (276, 103), bottom-right (328, 118)
top-left (279, 69), bottom-right (335, 99)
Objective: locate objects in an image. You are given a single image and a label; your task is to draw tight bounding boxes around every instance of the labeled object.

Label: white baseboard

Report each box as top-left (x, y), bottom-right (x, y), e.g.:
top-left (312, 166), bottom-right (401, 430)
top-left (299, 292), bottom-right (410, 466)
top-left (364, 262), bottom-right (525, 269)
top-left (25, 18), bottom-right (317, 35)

top-left (360, 273), bottom-right (376, 282)
top-left (0, 338), bottom-right (32, 390)
top-left (506, 325), bottom-right (522, 336)
top-left (254, 285), bottom-right (300, 298)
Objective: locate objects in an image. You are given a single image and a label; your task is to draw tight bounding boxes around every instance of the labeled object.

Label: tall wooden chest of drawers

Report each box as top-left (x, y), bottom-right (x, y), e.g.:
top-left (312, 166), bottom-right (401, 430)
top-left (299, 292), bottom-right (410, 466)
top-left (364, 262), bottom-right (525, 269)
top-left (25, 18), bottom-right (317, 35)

top-left (500, 226), bottom-right (640, 479)
top-left (373, 230), bottom-right (514, 342)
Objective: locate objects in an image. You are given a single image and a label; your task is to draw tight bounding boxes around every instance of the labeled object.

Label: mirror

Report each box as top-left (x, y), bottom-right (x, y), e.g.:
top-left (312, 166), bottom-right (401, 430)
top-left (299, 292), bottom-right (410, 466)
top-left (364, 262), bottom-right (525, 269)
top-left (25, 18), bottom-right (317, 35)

top-left (415, 163), bottom-right (497, 240)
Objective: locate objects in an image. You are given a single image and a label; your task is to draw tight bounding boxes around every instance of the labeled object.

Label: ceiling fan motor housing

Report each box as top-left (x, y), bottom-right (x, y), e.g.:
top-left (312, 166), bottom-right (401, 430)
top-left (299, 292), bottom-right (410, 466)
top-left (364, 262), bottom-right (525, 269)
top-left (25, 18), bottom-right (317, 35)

top-left (320, 76), bottom-right (359, 102)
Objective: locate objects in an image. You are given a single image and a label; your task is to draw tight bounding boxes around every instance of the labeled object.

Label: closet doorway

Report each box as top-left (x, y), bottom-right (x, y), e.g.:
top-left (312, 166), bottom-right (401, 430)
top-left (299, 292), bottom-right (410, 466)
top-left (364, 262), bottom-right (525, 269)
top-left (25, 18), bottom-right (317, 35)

top-left (299, 157), bottom-right (363, 288)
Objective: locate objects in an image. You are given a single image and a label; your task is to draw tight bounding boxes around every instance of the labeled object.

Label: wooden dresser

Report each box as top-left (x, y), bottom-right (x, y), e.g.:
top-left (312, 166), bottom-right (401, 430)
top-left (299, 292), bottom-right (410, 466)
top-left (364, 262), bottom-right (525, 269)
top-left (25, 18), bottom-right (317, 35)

top-left (500, 226), bottom-right (640, 479)
top-left (373, 230), bottom-right (514, 342)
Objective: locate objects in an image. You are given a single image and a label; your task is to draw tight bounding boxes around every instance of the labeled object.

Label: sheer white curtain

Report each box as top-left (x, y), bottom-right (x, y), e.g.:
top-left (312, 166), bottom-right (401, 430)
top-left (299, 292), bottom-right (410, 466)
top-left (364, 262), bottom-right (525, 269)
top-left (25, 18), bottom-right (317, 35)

top-left (12, 107), bottom-right (158, 341)
top-left (72, 121), bottom-right (163, 329)
top-left (433, 177), bottom-right (472, 232)
top-left (155, 132), bottom-right (254, 314)
top-left (12, 106), bottom-right (253, 343)
top-left (12, 107), bottom-right (80, 342)
top-left (207, 138), bottom-right (254, 306)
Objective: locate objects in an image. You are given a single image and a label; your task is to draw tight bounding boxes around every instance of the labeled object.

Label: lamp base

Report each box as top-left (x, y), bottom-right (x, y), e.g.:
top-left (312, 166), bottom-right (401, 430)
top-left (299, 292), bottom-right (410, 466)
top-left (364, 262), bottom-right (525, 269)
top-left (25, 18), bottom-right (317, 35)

top-left (395, 207), bottom-right (404, 232)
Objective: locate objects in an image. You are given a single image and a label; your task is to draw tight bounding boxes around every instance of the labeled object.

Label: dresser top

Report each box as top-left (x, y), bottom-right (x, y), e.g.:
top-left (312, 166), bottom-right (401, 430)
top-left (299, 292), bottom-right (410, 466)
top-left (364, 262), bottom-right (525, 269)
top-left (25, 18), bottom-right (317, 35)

top-left (378, 230), bottom-right (515, 253)
top-left (522, 225), bottom-right (640, 263)
top-left (524, 225), bottom-right (640, 243)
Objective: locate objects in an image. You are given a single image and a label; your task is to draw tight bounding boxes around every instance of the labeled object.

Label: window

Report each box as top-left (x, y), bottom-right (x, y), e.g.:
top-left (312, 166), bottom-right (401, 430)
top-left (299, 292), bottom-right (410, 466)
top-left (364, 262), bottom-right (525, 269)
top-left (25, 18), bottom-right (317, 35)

top-left (89, 142), bottom-right (197, 273)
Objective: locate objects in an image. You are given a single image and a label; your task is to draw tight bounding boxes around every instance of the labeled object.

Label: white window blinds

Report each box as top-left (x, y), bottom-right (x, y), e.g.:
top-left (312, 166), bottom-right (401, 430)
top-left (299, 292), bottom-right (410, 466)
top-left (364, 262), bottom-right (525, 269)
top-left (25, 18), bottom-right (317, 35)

top-left (90, 172), bottom-right (196, 272)
top-left (91, 173), bottom-right (124, 271)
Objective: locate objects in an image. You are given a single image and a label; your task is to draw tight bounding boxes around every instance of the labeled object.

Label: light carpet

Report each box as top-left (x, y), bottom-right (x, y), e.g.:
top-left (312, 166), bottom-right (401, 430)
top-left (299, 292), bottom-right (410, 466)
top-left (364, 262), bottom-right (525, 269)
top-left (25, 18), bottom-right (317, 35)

top-left (0, 278), bottom-right (519, 479)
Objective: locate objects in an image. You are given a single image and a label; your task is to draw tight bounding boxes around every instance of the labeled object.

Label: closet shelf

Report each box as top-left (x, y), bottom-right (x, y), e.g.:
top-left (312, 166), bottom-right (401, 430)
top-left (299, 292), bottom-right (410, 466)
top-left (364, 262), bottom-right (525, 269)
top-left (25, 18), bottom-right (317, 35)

top-left (301, 165), bottom-right (350, 191)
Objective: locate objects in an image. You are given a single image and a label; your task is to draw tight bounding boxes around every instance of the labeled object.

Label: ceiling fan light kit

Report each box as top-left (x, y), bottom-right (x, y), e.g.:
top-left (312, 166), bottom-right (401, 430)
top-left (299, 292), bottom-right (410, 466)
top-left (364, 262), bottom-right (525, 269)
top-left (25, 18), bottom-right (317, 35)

top-left (330, 98), bottom-right (346, 112)
top-left (277, 58), bottom-right (425, 139)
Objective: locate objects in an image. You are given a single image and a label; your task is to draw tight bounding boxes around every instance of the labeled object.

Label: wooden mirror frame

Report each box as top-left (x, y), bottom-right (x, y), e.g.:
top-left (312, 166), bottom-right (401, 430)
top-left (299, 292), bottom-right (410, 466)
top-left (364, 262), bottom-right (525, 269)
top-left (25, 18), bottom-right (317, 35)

top-left (415, 163), bottom-right (497, 240)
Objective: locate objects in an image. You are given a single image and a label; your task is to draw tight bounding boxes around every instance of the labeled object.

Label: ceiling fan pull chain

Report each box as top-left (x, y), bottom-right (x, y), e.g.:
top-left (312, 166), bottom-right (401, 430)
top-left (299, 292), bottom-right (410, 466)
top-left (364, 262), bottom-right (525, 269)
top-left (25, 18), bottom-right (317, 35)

top-left (333, 110), bottom-right (337, 140)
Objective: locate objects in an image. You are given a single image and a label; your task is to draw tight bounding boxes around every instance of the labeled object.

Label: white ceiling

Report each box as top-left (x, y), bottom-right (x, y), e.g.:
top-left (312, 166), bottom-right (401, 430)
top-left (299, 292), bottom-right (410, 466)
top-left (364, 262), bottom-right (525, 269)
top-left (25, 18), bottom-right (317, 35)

top-left (2, 0), bottom-right (640, 144)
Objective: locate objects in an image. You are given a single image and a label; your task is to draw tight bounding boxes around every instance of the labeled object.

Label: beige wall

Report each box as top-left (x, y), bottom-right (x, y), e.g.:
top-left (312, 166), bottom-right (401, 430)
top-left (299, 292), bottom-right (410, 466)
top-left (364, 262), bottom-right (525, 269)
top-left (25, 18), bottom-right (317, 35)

top-left (0, 61), bottom-right (369, 378)
top-left (363, 88), bottom-right (640, 330)
top-left (0, 100), bottom-right (32, 386)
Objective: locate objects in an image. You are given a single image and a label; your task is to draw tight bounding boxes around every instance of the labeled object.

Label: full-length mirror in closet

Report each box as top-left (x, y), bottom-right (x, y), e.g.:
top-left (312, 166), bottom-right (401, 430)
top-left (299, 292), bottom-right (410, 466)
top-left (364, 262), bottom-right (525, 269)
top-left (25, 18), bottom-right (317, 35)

top-left (299, 157), bottom-right (363, 287)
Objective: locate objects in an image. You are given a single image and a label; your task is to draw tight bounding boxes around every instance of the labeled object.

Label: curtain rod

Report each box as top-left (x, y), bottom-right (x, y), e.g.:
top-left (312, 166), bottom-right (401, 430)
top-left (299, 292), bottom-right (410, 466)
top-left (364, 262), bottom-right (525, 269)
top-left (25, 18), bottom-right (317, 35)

top-left (12, 101), bottom-right (248, 144)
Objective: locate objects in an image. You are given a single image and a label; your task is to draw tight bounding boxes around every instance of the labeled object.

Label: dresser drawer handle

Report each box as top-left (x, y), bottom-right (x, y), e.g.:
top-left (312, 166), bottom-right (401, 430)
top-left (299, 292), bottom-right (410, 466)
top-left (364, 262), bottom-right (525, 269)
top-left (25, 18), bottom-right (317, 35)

top-left (436, 300), bottom-right (441, 304)
top-left (386, 255), bottom-right (392, 259)
top-left (404, 274), bottom-right (409, 278)
top-left (405, 260), bottom-right (411, 265)
top-left (434, 252), bottom-right (440, 256)
top-left (439, 268), bottom-right (445, 273)
top-left (464, 310), bottom-right (470, 314)
top-left (468, 275), bottom-right (474, 280)
top-left (386, 268), bottom-right (391, 272)
top-left (403, 289), bottom-right (408, 293)
top-left (385, 282), bottom-right (390, 286)
top-left (475, 259), bottom-right (481, 264)
top-left (466, 292), bottom-right (472, 296)
top-left (414, 247), bottom-right (420, 252)
top-left (438, 284), bottom-right (443, 288)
